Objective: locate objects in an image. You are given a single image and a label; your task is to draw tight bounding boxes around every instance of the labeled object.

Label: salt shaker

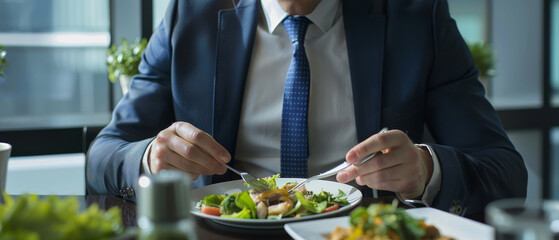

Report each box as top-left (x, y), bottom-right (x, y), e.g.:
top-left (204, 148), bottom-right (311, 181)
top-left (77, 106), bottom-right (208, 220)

top-left (137, 170), bottom-right (196, 240)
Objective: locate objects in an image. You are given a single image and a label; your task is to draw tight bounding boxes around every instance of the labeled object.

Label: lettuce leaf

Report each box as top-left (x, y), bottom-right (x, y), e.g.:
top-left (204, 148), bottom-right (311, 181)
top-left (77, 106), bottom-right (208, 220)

top-left (199, 194), bottom-right (225, 208)
top-left (243, 174), bottom-right (279, 190)
top-left (234, 191), bottom-right (256, 218)
top-left (0, 193), bottom-right (123, 240)
top-left (259, 174), bottom-right (280, 190)
top-left (333, 190), bottom-right (350, 206)
top-left (220, 193), bottom-right (242, 215)
top-left (219, 191), bottom-right (256, 218)
top-left (221, 208), bottom-right (252, 219)
top-left (349, 200), bottom-right (426, 239)
top-left (294, 191), bottom-right (327, 214)
top-left (311, 189), bottom-right (349, 206)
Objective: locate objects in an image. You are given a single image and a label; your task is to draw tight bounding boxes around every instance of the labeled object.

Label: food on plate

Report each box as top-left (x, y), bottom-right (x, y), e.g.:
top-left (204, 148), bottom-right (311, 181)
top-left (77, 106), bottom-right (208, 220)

top-left (196, 174), bottom-right (349, 219)
top-left (329, 201), bottom-right (454, 240)
top-left (0, 193), bottom-right (124, 240)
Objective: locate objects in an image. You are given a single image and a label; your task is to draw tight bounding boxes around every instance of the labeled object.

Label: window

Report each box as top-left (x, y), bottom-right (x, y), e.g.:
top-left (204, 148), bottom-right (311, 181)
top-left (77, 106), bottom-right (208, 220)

top-left (552, 128), bottom-right (559, 199)
top-left (550, 0), bottom-right (559, 199)
top-left (552, 0), bottom-right (559, 105)
top-left (0, 0), bottom-right (111, 131)
top-left (508, 130), bottom-right (543, 203)
top-left (449, 0), bottom-right (548, 199)
top-left (449, 0), bottom-right (543, 109)
top-left (448, 0), bottom-right (489, 43)
top-left (153, 0), bottom-right (172, 29)
top-left (490, 0), bottom-right (543, 109)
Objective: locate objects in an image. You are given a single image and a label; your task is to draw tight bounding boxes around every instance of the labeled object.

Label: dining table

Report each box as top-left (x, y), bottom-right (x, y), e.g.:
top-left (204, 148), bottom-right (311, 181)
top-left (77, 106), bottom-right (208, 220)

top-left (81, 194), bottom-right (486, 240)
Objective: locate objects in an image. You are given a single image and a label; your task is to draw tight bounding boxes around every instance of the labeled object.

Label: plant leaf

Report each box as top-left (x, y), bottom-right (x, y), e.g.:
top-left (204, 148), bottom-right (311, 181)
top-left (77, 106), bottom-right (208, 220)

top-left (106, 38), bottom-right (148, 83)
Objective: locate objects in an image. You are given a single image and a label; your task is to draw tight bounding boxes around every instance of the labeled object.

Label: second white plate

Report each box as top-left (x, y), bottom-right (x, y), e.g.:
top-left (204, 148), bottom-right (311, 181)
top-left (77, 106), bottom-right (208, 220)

top-left (284, 207), bottom-right (494, 240)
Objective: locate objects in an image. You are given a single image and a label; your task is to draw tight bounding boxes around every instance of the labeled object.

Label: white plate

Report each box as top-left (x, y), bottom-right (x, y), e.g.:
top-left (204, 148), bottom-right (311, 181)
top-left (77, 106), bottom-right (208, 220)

top-left (190, 178), bottom-right (363, 229)
top-left (285, 207), bottom-right (494, 240)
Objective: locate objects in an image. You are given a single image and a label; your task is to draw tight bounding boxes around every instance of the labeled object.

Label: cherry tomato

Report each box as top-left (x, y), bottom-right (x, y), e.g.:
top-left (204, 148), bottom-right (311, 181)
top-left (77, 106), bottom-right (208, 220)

top-left (323, 204), bottom-right (340, 213)
top-left (201, 206), bottom-right (221, 216)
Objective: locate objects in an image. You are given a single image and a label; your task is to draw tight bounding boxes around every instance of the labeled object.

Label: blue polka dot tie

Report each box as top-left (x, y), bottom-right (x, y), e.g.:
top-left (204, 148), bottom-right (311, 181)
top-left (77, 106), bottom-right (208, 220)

top-left (281, 16), bottom-right (311, 178)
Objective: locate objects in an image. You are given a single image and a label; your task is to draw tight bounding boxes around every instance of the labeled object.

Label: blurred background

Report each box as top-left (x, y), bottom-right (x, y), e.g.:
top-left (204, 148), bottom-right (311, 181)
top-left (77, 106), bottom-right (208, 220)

top-left (0, 0), bottom-right (556, 205)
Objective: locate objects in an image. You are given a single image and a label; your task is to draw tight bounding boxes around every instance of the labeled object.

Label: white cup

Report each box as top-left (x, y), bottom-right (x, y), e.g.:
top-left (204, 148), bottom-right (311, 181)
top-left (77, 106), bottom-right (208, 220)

top-left (0, 143), bottom-right (11, 193)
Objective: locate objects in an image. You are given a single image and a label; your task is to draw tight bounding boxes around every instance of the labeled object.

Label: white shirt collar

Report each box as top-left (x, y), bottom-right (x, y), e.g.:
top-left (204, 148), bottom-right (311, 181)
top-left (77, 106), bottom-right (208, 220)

top-left (260, 0), bottom-right (340, 34)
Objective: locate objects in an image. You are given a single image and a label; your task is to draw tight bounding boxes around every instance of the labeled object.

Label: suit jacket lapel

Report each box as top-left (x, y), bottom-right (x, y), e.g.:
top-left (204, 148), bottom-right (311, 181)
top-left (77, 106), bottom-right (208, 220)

top-left (343, 0), bottom-right (386, 142)
top-left (212, 0), bottom-right (259, 183)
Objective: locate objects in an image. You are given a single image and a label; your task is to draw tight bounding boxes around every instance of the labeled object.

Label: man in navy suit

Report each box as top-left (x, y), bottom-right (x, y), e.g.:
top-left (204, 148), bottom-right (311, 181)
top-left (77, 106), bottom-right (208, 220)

top-left (87, 0), bottom-right (527, 216)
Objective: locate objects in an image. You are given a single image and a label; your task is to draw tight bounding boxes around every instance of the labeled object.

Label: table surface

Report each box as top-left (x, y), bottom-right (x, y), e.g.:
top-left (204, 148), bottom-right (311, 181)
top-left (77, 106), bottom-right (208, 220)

top-left (81, 195), bottom-right (485, 240)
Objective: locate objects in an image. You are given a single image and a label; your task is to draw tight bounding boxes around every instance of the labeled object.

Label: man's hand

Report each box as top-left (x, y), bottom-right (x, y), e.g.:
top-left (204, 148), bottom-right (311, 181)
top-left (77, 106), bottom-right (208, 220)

top-left (336, 129), bottom-right (433, 199)
top-left (148, 122), bottom-right (231, 179)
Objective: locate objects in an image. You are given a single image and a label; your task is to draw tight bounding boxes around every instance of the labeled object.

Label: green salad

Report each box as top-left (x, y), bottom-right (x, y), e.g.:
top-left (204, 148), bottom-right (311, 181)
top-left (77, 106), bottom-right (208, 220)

top-left (196, 175), bottom-right (349, 219)
top-left (0, 194), bottom-right (124, 240)
top-left (329, 200), bottom-right (450, 240)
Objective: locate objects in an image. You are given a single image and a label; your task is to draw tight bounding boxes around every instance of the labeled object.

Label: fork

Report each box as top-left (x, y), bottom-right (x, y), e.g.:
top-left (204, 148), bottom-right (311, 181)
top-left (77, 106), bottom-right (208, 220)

top-left (288, 128), bottom-right (389, 193)
top-left (222, 164), bottom-right (271, 192)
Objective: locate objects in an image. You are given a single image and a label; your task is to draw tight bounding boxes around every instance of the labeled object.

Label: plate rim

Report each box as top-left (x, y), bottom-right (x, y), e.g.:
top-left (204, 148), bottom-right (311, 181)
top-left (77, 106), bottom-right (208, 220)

top-left (190, 178), bottom-right (363, 229)
top-left (284, 207), bottom-right (495, 240)
top-left (284, 216), bottom-right (346, 240)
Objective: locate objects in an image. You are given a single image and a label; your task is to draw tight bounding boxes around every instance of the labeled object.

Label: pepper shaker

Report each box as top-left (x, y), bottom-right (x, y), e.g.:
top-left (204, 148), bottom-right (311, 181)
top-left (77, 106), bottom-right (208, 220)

top-left (137, 170), bottom-right (196, 240)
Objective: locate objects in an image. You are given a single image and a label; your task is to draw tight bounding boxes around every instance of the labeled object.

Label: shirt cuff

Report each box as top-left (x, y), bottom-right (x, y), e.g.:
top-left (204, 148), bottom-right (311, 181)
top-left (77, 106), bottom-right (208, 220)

top-left (141, 141), bottom-right (154, 176)
top-left (396, 143), bottom-right (441, 207)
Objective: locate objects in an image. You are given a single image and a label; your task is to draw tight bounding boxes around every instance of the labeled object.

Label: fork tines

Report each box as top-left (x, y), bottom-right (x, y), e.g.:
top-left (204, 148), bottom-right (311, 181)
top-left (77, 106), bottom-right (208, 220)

top-left (247, 179), bottom-right (270, 192)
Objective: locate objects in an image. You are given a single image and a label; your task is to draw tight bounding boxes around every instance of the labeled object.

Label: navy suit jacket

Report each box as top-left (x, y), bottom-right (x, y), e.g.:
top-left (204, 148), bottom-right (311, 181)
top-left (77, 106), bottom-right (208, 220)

top-left (87, 0), bottom-right (527, 215)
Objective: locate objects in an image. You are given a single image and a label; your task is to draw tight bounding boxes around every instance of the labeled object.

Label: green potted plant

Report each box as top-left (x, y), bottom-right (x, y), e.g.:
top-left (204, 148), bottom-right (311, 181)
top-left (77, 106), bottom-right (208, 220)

top-left (0, 43), bottom-right (7, 78)
top-left (467, 41), bottom-right (496, 92)
top-left (106, 38), bottom-right (148, 94)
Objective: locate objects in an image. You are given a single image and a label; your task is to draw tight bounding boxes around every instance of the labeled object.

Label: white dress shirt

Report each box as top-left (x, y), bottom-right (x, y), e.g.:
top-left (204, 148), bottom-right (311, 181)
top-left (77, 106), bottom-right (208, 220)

top-left (143, 0), bottom-right (442, 206)
top-left (234, 0), bottom-right (357, 178)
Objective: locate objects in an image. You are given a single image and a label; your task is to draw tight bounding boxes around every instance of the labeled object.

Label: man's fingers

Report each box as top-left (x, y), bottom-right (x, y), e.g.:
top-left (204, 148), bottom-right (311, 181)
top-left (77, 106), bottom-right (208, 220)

top-left (346, 130), bottom-right (405, 164)
top-left (165, 134), bottom-right (226, 173)
top-left (339, 129), bottom-right (429, 198)
top-left (167, 143), bottom-right (227, 175)
top-left (339, 150), bottom-right (426, 197)
top-left (173, 122), bottom-right (231, 163)
top-left (337, 151), bottom-right (400, 183)
top-left (336, 165), bottom-right (358, 183)
top-left (354, 163), bottom-right (405, 188)
top-left (153, 141), bottom-right (227, 176)
top-left (157, 161), bottom-right (182, 172)
top-left (150, 123), bottom-right (229, 176)
top-left (356, 175), bottom-right (401, 191)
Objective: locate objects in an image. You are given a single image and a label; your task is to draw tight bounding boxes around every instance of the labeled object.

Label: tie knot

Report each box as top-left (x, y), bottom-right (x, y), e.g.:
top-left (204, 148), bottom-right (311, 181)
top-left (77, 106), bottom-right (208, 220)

top-left (282, 16), bottom-right (311, 44)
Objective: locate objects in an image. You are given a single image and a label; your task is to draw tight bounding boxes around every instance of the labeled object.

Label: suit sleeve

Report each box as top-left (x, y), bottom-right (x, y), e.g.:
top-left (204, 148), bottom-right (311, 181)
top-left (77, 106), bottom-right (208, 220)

top-left (425, 0), bottom-right (527, 215)
top-left (86, 0), bottom-right (178, 201)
